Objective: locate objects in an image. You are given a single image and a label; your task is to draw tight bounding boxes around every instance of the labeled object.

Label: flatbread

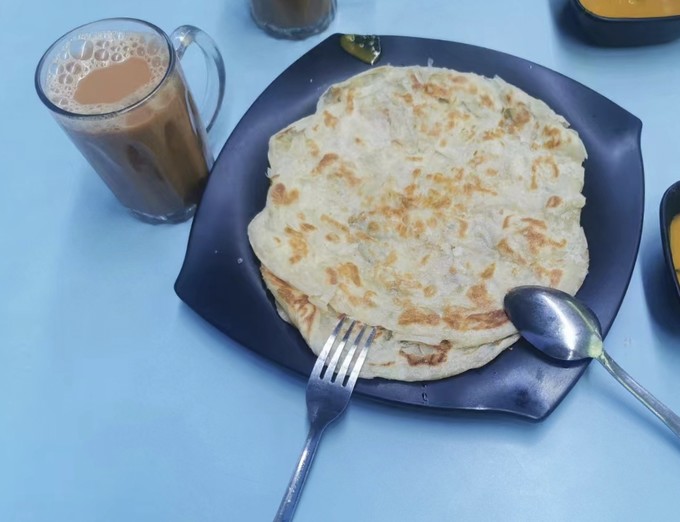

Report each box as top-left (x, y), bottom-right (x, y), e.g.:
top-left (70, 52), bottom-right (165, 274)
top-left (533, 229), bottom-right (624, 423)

top-left (248, 65), bottom-right (588, 379)
top-left (261, 267), bottom-right (519, 381)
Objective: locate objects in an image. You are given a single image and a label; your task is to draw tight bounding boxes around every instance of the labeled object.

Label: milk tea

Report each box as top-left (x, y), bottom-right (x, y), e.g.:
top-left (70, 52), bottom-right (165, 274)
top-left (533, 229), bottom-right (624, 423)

top-left (44, 32), bottom-right (210, 222)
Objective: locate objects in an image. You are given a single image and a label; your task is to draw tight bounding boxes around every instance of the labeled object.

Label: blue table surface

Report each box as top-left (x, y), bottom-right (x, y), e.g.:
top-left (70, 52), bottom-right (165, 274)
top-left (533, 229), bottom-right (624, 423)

top-left (3, 0), bottom-right (680, 520)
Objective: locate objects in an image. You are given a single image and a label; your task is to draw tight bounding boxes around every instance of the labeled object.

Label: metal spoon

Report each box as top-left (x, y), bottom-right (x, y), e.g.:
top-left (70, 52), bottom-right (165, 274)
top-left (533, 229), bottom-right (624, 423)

top-left (504, 285), bottom-right (680, 438)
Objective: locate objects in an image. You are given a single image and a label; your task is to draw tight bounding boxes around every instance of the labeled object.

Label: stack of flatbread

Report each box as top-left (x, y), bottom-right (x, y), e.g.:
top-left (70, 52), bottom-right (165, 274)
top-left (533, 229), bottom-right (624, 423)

top-left (248, 65), bottom-right (589, 381)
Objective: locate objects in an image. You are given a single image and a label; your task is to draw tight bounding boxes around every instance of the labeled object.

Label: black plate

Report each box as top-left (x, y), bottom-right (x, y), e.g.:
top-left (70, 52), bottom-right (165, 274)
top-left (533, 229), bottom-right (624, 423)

top-left (175, 35), bottom-right (644, 420)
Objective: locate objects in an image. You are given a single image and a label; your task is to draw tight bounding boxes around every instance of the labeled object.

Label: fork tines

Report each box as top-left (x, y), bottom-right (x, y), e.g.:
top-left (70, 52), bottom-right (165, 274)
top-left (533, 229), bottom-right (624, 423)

top-left (312, 316), bottom-right (377, 387)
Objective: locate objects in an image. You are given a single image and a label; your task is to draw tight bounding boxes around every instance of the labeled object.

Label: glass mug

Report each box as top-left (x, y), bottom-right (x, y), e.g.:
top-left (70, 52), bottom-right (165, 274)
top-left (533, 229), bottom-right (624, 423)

top-left (250, 0), bottom-right (337, 39)
top-left (35, 18), bottom-right (226, 224)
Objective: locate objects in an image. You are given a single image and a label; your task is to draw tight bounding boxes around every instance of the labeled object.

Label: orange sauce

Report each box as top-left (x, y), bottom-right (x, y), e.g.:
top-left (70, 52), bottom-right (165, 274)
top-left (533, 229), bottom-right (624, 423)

top-left (671, 214), bottom-right (680, 283)
top-left (580, 0), bottom-right (680, 18)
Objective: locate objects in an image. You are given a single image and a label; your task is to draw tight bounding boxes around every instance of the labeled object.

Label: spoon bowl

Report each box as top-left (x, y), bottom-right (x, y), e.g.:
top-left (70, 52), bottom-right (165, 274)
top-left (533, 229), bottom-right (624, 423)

top-left (504, 285), bottom-right (680, 439)
top-left (505, 286), bottom-right (602, 362)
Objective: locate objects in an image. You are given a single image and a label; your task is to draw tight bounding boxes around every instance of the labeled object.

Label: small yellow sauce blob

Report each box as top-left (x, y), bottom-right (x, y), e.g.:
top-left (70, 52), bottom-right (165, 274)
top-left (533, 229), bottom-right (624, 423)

top-left (580, 0), bottom-right (680, 19)
top-left (671, 214), bottom-right (680, 282)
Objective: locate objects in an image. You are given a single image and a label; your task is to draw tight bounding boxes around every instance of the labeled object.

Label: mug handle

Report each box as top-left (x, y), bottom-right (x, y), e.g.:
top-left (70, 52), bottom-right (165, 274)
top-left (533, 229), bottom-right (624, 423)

top-left (170, 25), bottom-right (226, 133)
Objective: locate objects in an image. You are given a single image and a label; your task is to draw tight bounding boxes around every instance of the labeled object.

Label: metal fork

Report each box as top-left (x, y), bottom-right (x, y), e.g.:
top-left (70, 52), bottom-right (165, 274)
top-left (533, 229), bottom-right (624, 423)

top-left (274, 317), bottom-right (377, 522)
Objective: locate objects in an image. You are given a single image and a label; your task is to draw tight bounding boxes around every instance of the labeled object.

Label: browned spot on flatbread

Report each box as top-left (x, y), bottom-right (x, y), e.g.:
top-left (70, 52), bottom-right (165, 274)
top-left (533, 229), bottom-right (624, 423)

top-left (325, 86), bottom-right (342, 103)
top-left (530, 171), bottom-right (538, 190)
top-left (481, 264), bottom-right (496, 279)
top-left (513, 104), bottom-right (531, 127)
top-left (446, 110), bottom-right (460, 130)
top-left (346, 88), bottom-right (355, 113)
top-left (483, 128), bottom-right (505, 141)
top-left (522, 227), bottom-right (546, 254)
top-left (546, 195), bottom-right (563, 208)
top-left (423, 81), bottom-right (451, 99)
top-left (313, 153), bottom-right (339, 174)
top-left (404, 184), bottom-right (417, 196)
top-left (425, 189), bottom-right (451, 209)
top-left (323, 110), bottom-right (338, 129)
top-left (412, 104), bottom-right (426, 118)
top-left (385, 251), bottom-right (398, 266)
top-left (426, 122), bottom-right (443, 138)
top-left (397, 92), bottom-right (414, 104)
top-left (353, 231), bottom-right (374, 242)
top-left (497, 238), bottom-right (526, 265)
top-left (284, 226), bottom-right (308, 264)
top-left (521, 217), bottom-right (547, 229)
top-left (502, 215), bottom-right (513, 229)
top-left (423, 285), bottom-right (437, 298)
top-left (325, 232), bottom-right (340, 243)
top-left (306, 139), bottom-right (320, 157)
top-left (443, 307), bottom-right (509, 331)
top-left (409, 73), bottom-right (423, 89)
top-left (321, 214), bottom-right (350, 234)
top-left (480, 94), bottom-right (494, 108)
top-left (320, 152), bottom-right (339, 166)
top-left (535, 266), bottom-right (564, 286)
top-left (543, 126), bottom-right (562, 149)
top-left (270, 183), bottom-right (299, 206)
top-left (532, 156), bottom-right (560, 180)
top-left (548, 268), bottom-right (563, 286)
top-left (466, 283), bottom-right (493, 307)
top-left (333, 163), bottom-right (361, 187)
top-left (521, 225), bottom-right (567, 255)
top-left (400, 341), bottom-right (450, 367)
top-left (469, 153), bottom-right (486, 167)
top-left (337, 262), bottom-right (362, 287)
top-left (347, 290), bottom-right (377, 308)
top-left (261, 267), bottom-right (317, 337)
top-left (463, 177), bottom-right (497, 197)
top-left (300, 223), bottom-right (316, 232)
top-left (458, 218), bottom-right (469, 238)
top-left (398, 308), bottom-right (441, 326)
top-left (503, 103), bottom-right (531, 133)
top-left (325, 267), bottom-right (338, 285)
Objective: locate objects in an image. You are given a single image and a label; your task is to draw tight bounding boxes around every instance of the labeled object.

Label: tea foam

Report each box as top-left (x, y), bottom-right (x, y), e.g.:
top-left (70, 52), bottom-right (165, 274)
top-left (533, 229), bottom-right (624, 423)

top-left (45, 31), bottom-right (169, 115)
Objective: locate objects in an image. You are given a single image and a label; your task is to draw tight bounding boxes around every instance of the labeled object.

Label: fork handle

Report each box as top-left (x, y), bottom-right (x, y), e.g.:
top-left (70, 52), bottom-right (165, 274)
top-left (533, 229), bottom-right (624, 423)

top-left (274, 424), bottom-right (325, 522)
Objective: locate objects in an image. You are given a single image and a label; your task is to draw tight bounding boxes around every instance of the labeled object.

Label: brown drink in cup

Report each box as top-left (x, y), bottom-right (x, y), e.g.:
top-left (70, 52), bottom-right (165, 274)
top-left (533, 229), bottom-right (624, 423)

top-left (36, 19), bottom-right (225, 224)
top-left (250, 0), bottom-right (336, 39)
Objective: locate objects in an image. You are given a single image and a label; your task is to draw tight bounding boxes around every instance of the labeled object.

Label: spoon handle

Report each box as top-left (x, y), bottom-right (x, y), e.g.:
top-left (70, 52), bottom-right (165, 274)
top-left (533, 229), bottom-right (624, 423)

top-left (598, 350), bottom-right (680, 438)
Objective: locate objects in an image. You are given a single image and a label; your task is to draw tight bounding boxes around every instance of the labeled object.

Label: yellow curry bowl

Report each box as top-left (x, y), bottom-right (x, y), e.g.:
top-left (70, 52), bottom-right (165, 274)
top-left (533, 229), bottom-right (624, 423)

top-left (660, 180), bottom-right (680, 304)
top-left (571, 0), bottom-right (680, 46)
